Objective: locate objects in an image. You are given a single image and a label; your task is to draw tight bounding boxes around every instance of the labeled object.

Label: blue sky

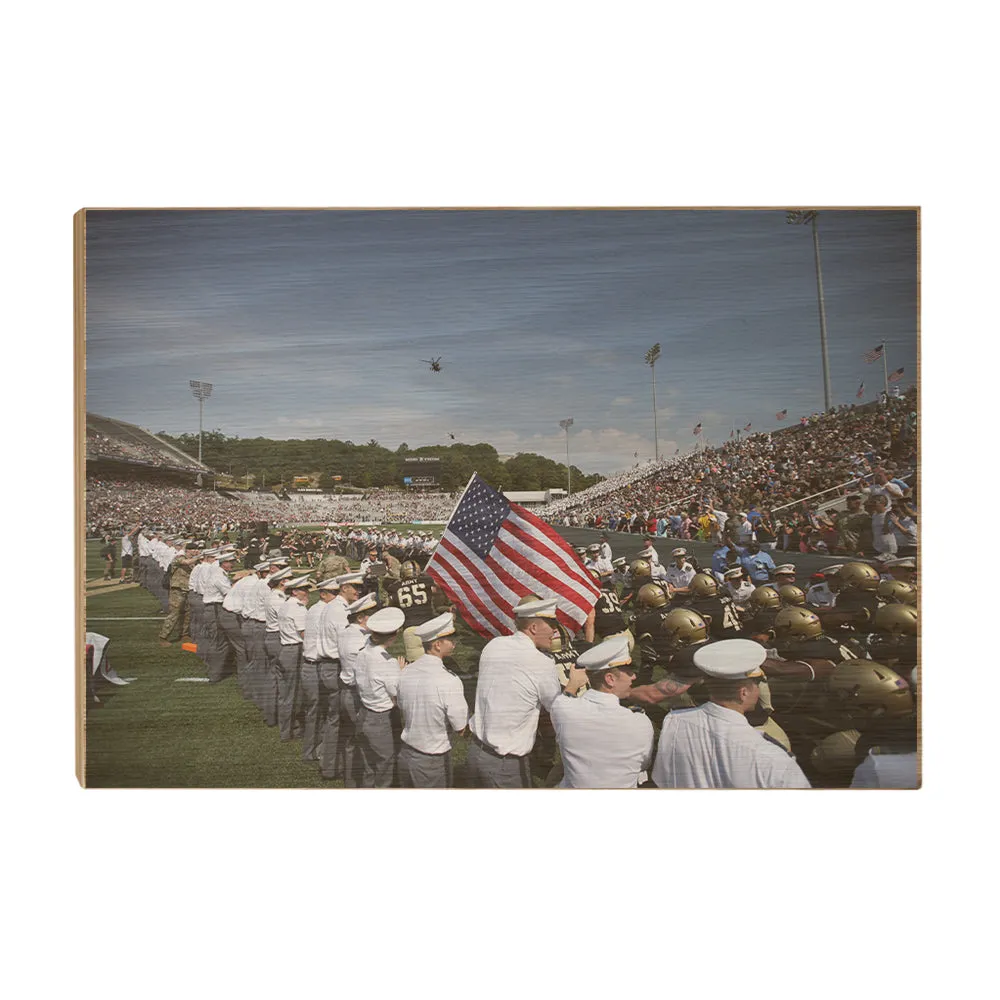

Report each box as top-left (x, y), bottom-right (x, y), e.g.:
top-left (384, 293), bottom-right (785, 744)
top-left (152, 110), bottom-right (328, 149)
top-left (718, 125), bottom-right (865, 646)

top-left (85, 209), bottom-right (917, 475)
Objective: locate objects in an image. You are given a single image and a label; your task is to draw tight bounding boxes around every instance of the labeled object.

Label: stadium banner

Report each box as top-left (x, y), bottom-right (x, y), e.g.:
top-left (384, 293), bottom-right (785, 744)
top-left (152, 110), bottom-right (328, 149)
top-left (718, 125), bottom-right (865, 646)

top-left (425, 472), bottom-right (600, 638)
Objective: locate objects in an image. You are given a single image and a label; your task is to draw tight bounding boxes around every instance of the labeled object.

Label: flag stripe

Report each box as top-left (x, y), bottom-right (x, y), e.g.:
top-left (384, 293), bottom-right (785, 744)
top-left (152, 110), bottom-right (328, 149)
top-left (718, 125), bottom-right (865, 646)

top-left (492, 539), bottom-right (595, 623)
top-left (434, 540), bottom-right (513, 635)
top-left (437, 533), bottom-right (523, 619)
top-left (494, 536), bottom-right (594, 619)
top-left (428, 558), bottom-right (500, 638)
top-left (506, 509), bottom-right (600, 598)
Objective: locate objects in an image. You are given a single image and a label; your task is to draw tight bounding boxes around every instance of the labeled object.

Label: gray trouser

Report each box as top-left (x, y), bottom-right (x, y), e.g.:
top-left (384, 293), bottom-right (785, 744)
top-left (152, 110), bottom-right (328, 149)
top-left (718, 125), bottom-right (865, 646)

top-left (298, 658), bottom-right (322, 761)
top-left (204, 605), bottom-right (230, 683)
top-left (398, 743), bottom-right (453, 788)
top-left (317, 660), bottom-right (341, 779)
top-left (262, 632), bottom-right (282, 725)
top-left (276, 644), bottom-right (302, 741)
top-left (338, 684), bottom-right (362, 787)
top-left (244, 620), bottom-right (267, 708)
top-left (358, 706), bottom-right (396, 788)
top-left (189, 592), bottom-right (203, 647)
top-left (218, 609), bottom-right (249, 692)
top-left (465, 739), bottom-right (532, 789)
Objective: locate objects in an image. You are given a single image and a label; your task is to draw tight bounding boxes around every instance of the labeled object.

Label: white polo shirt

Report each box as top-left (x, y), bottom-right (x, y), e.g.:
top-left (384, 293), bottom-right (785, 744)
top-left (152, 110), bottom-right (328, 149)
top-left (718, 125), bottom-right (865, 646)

top-left (549, 689), bottom-right (654, 789)
top-left (201, 564), bottom-right (232, 605)
top-left (652, 702), bottom-right (810, 789)
top-left (469, 631), bottom-right (562, 757)
top-left (398, 655), bottom-right (468, 754)
top-left (277, 596), bottom-right (307, 646)
top-left (355, 643), bottom-right (402, 712)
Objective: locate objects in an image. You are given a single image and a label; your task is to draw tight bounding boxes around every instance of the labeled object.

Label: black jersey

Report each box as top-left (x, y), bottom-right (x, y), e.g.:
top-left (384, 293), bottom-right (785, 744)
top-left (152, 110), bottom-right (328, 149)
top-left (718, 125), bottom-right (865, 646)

top-left (866, 634), bottom-right (918, 669)
top-left (687, 595), bottom-right (743, 638)
top-left (741, 608), bottom-right (779, 637)
top-left (593, 590), bottom-right (628, 637)
top-left (774, 634), bottom-right (857, 664)
top-left (830, 591), bottom-right (882, 632)
top-left (384, 574), bottom-right (438, 628)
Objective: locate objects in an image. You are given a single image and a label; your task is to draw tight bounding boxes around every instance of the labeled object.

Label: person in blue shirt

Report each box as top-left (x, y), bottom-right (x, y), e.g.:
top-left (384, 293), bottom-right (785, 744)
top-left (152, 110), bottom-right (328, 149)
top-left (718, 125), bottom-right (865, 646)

top-left (740, 543), bottom-right (776, 584)
top-left (712, 542), bottom-right (747, 577)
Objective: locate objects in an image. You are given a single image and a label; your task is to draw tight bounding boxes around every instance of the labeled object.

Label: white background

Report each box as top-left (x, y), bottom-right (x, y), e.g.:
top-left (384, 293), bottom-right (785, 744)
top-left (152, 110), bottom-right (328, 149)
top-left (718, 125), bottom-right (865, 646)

top-left (1, 2), bottom-right (992, 997)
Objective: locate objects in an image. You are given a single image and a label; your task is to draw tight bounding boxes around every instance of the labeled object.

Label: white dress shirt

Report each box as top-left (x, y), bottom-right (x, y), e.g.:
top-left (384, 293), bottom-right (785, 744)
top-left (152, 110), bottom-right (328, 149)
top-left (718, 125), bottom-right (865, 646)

top-left (550, 689), bottom-right (654, 788)
top-left (469, 631), bottom-right (562, 756)
top-left (201, 564), bottom-right (231, 605)
top-left (265, 589), bottom-right (286, 632)
top-left (665, 562), bottom-right (696, 590)
top-left (805, 582), bottom-right (838, 608)
top-left (652, 702), bottom-right (811, 789)
top-left (189, 562), bottom-right (205, 594)
top-left (337, 622), bottom-right (367, 686)
top-left (397, 655), bottom-right (468, 754)
top-left (320, 596), bottom-right (349, 662)
top-left (355, 643), bottom-right (402, 711)
top-left (244, 578), bottom-right (269, 622)
top-left (850, 751), bottom-right (918, 789)
top-left (639, 545), bottom-right (660, 566)
top-left (302, 600), bottom-right (325, 661)
top-left (222, 573), bottom-right (255, 614)
top-left (277, 596), bottom-right (306, 645)
top-left (725, 580), bottom-right (755, 605)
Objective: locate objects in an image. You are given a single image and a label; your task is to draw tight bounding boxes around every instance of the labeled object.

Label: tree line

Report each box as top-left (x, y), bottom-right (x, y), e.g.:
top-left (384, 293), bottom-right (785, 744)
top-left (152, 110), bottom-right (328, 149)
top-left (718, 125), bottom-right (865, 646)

top-left (156, 431), bottom-right (605, 493)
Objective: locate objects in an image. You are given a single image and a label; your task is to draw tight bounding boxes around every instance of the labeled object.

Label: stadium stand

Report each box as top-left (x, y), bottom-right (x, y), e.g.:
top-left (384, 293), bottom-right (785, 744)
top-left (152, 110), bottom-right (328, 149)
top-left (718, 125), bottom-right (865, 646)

top-left (86, 414), bottom-right (209, 472)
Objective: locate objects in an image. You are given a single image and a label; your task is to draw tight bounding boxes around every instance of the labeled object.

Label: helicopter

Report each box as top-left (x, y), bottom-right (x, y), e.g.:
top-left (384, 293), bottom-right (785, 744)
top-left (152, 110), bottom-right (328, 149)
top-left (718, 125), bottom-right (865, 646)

top-left (421, 357), bottom-right (443, 372)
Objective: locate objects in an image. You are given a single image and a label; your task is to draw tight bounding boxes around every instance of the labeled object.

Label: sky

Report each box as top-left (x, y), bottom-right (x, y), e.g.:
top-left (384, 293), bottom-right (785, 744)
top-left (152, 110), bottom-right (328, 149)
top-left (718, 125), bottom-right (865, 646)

top-left (84, 209), bottom-right (917, 476)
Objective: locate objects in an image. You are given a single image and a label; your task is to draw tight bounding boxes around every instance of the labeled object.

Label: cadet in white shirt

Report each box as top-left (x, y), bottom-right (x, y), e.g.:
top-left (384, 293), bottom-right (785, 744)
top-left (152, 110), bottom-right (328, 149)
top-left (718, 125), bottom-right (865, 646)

top-left (276, 576), bottom-right (312, 741)
top-left (220, 566), bottom-right (255, 696)
top-left (202, 551), bottom-right (238, 683)
top-left (651, 639), bottom-right (811, 789)
top-left (355, 607), bottom-right (407, 788)
top-left (638, 537), bottom-right (660, 566)
top-left (242, 562), bottom-right (272, 710)
top-left (299, 579), bottom-right (328, 763)
top-left (466, 599), bottom-right (588, 789)
top-left (333, 590), bottom-right (378, 786)
top-left (262, 565), bottom-right (291, 725)
top-left (805, 565), bottom-right (842, 609)
top-left (312, 578), bottom-right (343, 779)
top-left (549, 635), bottom-right (654, 789)
top-left (664, 547), bottom-right (697, 593)
top-left (723, 567), bottom-right (755, 606)
top-left (396, 613), bottom-right (469, 788)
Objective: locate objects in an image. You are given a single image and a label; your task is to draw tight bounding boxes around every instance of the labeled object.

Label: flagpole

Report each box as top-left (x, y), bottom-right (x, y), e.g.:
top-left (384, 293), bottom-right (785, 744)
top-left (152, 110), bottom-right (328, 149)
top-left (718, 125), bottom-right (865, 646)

top-left (881, 341), bottom-right (890, 398)
top-left (424, 471), bottom-right (479, 575)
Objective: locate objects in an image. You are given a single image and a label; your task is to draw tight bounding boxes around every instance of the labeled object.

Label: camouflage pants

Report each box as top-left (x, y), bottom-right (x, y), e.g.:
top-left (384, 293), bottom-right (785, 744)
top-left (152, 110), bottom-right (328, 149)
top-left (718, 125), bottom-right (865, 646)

top-left (159, 588), bottom-right (190, 641)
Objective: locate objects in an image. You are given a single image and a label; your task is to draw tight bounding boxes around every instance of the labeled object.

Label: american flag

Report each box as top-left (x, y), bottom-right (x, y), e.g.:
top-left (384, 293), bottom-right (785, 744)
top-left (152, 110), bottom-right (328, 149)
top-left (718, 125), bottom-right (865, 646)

top-left (743, 422), bottom-right (752, 431)
top-left (776, 409), bottom-right (787, 420)
top-left (863, 343), bottom-right (885, 364)
top-left (856, 381), bottom-right (865, 399)
top-left (888, 366), bottom-right (904, 383)
top-left (693, 423), bottom-right (702, 435)
top-left (674, 448), bottom-right (680, 455)
top-left (424, 473), bottom-right (600, 638)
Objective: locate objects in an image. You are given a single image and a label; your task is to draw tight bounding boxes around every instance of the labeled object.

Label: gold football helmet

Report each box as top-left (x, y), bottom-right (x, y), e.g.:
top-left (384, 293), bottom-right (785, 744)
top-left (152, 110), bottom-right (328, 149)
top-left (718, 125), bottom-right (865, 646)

top-left (630, 559), bottom-right (652, 578)
top-left (873, 603), bottom-right (918, 636)
top-left (877, 579), bottom-right (917, 605)
top-left (637, 583), bottom-right (669, 609)
top-left (688, 573), bottom-right (719, 598)
top-left (828, 660), bottom-right (913, 719)
top-left (660, 608), bottom-right (709, 647)
top-left (749, 585), bottom-right (781, 611)
top-left (838, 561), bottom-right (880, 592)
top-left (772, 606), bottom-right (823, 641)
top-left (400, 561), bottom-right (420, 580)
top-left (810, 730), bottom-right (862, 776)
top-left (777, 584), bottom-right (806, 607)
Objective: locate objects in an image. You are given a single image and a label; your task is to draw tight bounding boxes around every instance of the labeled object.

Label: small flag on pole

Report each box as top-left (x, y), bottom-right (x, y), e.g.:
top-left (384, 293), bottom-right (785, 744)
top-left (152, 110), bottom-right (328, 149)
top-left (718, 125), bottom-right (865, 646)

top-left (693, 423), bottom-right (702, 436)
top-left (424, 473), bottom-right (600, 639)
top-left (888, 367), bottom-right (904, 383)
top-left (856, 381), bottom-right (865, 399)
top-left (775, 409), bottom-right (787, 420)
top-left (800, 416), bottom-right (808, 425)
top-left (730, 428), bottom-right (734, 438)
top-left (674, 448), bottom-right (679, 455)
top-left (863, 344), bottom-right (885, 364)
top-left (743, 422), bottom-right (752, 431)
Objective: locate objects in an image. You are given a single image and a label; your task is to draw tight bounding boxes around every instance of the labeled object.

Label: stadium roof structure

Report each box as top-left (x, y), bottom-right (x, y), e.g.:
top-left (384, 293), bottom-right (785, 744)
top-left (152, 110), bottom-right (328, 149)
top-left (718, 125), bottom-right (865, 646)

top-left (85, 413), bottom-right (210, 472)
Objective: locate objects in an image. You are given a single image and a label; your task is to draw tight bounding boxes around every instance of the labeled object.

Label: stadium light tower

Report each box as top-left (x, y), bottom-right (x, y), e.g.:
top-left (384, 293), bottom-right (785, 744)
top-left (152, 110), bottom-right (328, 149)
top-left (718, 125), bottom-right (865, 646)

top-left (188, 380), bottom-right (213, 465)
top-left (786, 210), bottom-right (832, 412)
top-left (559, 418), bottom-right (574, 496)
top-left (644, 342), bottom-right (661, 461)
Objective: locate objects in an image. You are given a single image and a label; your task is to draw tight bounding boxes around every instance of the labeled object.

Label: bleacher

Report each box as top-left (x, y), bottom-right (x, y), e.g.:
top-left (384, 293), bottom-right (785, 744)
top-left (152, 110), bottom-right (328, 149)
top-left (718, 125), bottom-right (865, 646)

top-left (86, 414), bottom-right (209, 473)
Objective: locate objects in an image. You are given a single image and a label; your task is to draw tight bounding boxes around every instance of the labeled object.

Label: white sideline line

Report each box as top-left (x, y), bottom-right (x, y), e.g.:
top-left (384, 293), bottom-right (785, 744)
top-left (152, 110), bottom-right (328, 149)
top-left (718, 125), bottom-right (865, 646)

top-left (86, 617), bottom-right (164, 621)
top-left (175, 677), bottom-right (211, 683)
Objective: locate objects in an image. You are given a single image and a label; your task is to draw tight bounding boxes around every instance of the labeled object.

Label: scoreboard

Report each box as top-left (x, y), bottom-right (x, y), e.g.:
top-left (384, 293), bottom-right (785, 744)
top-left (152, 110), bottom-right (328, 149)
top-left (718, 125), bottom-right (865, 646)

top-left (402, 456), bottom-right (440, 487)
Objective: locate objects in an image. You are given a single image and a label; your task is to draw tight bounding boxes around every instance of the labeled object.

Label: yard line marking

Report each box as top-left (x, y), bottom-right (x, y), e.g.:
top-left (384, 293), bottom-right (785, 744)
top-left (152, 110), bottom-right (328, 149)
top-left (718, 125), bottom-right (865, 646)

top-left (175, 677), bottom-right (211, 683)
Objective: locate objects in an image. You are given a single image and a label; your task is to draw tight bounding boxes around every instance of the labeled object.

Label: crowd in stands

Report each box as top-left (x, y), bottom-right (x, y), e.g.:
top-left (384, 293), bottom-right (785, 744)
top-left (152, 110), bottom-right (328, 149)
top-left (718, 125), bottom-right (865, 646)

top-left (543, 391), bottom-right (917, 558)
top-left (86, 431), bottom-right (176, 466)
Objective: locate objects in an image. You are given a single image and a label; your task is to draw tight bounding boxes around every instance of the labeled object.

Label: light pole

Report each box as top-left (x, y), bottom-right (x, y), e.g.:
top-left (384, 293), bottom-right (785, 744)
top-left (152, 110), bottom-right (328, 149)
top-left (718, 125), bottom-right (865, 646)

top-left (188, 380), bottom-right (213, 464)
top-left (644, 342), bottom-right (661, 460)
top-left (559, 418), bottom-right (573, 496)
top-left (786, 211), bottom-right (832, 411)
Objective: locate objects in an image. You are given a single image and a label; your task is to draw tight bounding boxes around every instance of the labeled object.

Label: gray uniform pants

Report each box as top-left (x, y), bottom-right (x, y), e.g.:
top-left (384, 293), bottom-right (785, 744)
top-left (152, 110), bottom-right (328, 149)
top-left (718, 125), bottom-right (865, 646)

top-left (298, 658), bottom-right (322, 761)
top-left (398, 744), bottom-right (453, 788)
top-left (465, 739), bottom-right (532, 789)
top-left (188, 591), bottom-right (202, 647)
top-left (276, 644), bottom-right (302, 741)
top-left (262, 632), bottom-right (282, 725)
top-left (338, 684), bottom-right (362, 787)
top-left (218, 608), bottom-right (249, 695)
top-left (358, 706), bottom-right (396, 788)
top-left (244, 620), bottom-right (267, 708)
top-left (317, 660), bottom-right (341, 779)
top-left (204, 604), bottom-right (230, 683)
